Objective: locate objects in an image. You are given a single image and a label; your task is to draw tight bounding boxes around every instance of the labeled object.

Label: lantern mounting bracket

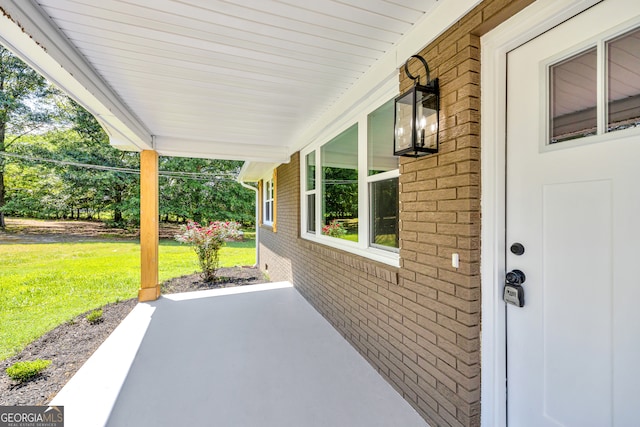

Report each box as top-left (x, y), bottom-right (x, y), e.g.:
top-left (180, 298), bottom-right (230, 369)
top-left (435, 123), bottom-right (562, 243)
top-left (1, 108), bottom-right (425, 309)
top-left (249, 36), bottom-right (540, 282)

top-left (404, 55), bottom-right (432, 87)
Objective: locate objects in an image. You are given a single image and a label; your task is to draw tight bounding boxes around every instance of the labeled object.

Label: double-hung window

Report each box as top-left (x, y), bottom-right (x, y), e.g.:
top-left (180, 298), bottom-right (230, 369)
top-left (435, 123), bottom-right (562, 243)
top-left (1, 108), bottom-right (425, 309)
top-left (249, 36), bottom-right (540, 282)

top-left (368, 101), bottom-right (399, 251)
top-left (301, 99), bottom-right (399, 265)
top-left (263, 177), bottom-right (274, 227)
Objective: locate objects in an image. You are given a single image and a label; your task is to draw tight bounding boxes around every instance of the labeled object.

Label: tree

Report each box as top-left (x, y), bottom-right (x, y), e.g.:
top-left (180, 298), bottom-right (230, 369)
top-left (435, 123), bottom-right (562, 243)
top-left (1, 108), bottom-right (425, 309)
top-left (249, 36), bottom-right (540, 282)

top-left (64, 100), bottom-right (139, 223)
top-left (0, 46), bottom-right (53, 228)
top-left (159, 157), bottom-right (254, 225)
top-left (5, 124), bottom-right (140, 223)
top-left (0, 51), bottom-right (255, 226)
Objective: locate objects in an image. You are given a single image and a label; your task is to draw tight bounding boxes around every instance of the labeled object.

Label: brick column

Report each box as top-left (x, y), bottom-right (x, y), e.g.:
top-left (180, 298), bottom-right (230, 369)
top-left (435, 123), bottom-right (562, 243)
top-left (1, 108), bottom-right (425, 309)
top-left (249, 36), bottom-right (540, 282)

top-left (139, 150), bottom-right (160, 302)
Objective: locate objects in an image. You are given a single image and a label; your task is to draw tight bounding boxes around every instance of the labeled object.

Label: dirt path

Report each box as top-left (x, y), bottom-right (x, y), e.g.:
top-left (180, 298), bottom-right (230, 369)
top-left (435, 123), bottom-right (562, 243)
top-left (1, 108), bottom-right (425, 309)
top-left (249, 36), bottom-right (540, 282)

top-left (0, 218), bottom-right (181, 244)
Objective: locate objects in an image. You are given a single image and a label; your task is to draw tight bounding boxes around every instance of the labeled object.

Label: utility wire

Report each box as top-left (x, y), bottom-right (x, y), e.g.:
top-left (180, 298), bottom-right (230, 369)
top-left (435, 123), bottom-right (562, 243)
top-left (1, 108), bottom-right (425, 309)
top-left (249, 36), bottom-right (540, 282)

top-left (0, 152), bottom-right (240, 181)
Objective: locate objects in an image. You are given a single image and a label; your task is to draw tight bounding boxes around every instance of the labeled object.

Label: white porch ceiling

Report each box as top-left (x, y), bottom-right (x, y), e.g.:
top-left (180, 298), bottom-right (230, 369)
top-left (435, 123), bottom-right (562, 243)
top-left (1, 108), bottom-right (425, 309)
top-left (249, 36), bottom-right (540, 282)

top-left (0, 0), bottom-right (479, 167)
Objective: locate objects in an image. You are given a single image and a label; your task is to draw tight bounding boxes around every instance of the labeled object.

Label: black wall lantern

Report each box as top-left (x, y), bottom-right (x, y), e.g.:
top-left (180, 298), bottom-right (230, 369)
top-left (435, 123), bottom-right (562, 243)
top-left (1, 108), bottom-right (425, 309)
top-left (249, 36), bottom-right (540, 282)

top-left (394, 55), bottom-right (440, 157)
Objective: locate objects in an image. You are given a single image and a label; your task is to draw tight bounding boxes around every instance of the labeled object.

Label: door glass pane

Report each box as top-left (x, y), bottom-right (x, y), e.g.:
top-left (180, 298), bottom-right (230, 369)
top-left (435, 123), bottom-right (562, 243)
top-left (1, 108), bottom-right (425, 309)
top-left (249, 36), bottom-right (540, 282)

top-left (368, 100), bottom-right (398, 175)
top-left (370, 178), bottom-right (399, 249)
top-left (321, 124), bottom-right (358, 242)
top-left (607, 27), bottom-right (640, 132)
top-left (549, 47), bottom-right (597, 144)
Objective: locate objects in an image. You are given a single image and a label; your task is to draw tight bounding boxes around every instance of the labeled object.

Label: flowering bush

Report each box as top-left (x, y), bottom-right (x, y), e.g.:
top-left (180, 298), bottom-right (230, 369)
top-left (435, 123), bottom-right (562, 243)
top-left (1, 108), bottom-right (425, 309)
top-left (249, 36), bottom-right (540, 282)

top-left (322, 219), bottom-right (347, 238)
top-left (175, 220), bottom-right (241, 282)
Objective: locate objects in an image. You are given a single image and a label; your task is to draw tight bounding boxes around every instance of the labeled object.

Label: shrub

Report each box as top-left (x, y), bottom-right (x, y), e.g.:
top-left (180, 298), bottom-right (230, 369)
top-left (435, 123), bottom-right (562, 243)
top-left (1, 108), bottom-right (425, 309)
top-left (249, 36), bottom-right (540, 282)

top-left (86, 309), bottom-right (103, 324)
top-left (322, 220), bottom-right (347, 238)
top-left (175, 220), bottom-right (242, 282)
top-left (6, 359), bottom-right (52, 383)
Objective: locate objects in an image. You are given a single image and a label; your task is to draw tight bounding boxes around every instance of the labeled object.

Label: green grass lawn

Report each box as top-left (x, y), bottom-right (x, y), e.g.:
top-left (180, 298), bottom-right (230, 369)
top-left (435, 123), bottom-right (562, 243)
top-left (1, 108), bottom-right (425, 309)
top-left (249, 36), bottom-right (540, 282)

top-left (0, 239), bottom-right (255, 360)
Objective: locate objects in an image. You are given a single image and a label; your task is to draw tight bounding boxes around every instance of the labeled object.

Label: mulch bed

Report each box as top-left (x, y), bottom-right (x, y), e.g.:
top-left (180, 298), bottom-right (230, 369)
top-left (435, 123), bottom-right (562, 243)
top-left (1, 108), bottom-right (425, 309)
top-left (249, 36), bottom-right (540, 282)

top-left (0, 267), bottom-right (267, 406)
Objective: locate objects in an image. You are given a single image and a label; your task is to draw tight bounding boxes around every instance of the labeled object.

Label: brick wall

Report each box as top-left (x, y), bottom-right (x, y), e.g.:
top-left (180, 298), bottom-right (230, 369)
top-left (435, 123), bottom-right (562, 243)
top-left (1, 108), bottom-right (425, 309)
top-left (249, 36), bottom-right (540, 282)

top-left (258, 1), bottom-right (533, 426)
top-left (259, 154), bottom-right (298, 281)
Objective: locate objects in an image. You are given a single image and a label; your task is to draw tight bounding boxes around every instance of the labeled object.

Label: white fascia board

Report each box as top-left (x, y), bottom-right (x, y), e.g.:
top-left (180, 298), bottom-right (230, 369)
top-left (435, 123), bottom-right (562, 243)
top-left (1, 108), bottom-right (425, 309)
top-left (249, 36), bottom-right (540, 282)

top-left (396, 0), bottom-right (482, 66)
top-left (237, 161), bottom-right (280, 183)
top-left (0, 0), bottom-right (153, 151)
top-left (290, 0), bottom-right (482, 154)
top-left (154, 137), bottom-right (290, 164)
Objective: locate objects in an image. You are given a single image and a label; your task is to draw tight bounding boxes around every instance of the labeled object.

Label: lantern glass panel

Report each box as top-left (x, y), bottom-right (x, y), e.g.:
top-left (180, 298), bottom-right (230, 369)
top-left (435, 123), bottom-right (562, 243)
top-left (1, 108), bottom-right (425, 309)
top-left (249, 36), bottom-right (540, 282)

top-left (394, 90), bottom-right (414, 153)
top-left (416, 90), bottom-right (438, 151)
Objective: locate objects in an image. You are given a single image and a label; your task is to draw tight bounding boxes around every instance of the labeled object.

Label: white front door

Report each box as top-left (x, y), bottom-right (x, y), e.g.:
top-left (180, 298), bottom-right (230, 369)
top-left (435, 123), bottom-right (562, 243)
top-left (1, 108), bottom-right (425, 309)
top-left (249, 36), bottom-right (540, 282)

top-left (506, 1), bottom-right (640, 426)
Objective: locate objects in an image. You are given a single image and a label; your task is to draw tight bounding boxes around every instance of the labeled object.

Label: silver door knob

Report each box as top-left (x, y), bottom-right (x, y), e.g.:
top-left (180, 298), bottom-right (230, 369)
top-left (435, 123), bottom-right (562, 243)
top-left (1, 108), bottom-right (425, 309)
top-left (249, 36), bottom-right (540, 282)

top-left (506, 269), bottom-right (526, 285)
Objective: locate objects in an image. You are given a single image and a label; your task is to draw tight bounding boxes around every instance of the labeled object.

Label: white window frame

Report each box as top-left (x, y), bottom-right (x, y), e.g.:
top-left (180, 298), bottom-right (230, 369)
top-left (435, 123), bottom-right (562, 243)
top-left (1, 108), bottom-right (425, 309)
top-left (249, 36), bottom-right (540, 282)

top-left (303, 152), bottom-right (317, 234)
top-left (300, 89), bottom-right (400, 267)
top-left (263, 178), bottom-right (274, 226)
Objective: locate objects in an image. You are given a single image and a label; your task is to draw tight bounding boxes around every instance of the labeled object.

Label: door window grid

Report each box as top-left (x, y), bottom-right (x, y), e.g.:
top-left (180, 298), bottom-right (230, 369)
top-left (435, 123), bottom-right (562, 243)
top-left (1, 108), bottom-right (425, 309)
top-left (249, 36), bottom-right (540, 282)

top-left (548, 25), bottom-right (640, 145)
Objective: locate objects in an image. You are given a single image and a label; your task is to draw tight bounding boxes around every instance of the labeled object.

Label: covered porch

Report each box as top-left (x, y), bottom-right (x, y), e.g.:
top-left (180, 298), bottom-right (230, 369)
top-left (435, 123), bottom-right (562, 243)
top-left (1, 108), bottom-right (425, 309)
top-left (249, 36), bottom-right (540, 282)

top-left (0, 0), bottom-right (470, 303)
top-left (0, 1), bottom-right (531, 426)
top-left (51, 282), bottom-right (428, 427)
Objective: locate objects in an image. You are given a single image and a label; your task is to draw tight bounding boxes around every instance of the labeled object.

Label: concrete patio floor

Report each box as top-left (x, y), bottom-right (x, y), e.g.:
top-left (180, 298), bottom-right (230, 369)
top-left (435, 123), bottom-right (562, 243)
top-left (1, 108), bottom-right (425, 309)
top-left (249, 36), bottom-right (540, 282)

top-left (51, 282), bottom-right (429, 427)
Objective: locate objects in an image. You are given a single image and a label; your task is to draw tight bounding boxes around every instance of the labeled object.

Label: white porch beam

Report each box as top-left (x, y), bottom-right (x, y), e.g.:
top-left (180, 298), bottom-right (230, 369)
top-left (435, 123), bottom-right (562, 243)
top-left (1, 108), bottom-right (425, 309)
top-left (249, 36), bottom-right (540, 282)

top-left (0, 0), bottom-right (153, 151)
top-left (154, 137), bottom-right (290, 163)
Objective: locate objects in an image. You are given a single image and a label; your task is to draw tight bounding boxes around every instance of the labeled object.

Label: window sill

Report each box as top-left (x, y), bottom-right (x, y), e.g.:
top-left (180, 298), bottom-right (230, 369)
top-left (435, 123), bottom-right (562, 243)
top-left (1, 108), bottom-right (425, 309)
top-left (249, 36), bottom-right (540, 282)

top-left (301, 233), bottom-right (400, 268)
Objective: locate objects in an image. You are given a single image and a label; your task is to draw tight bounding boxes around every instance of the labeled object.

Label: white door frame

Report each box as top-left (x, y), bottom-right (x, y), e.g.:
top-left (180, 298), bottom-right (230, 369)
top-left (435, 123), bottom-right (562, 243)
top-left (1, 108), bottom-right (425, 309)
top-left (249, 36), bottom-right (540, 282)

top-left (479, 1), bottom-right (603, 426)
